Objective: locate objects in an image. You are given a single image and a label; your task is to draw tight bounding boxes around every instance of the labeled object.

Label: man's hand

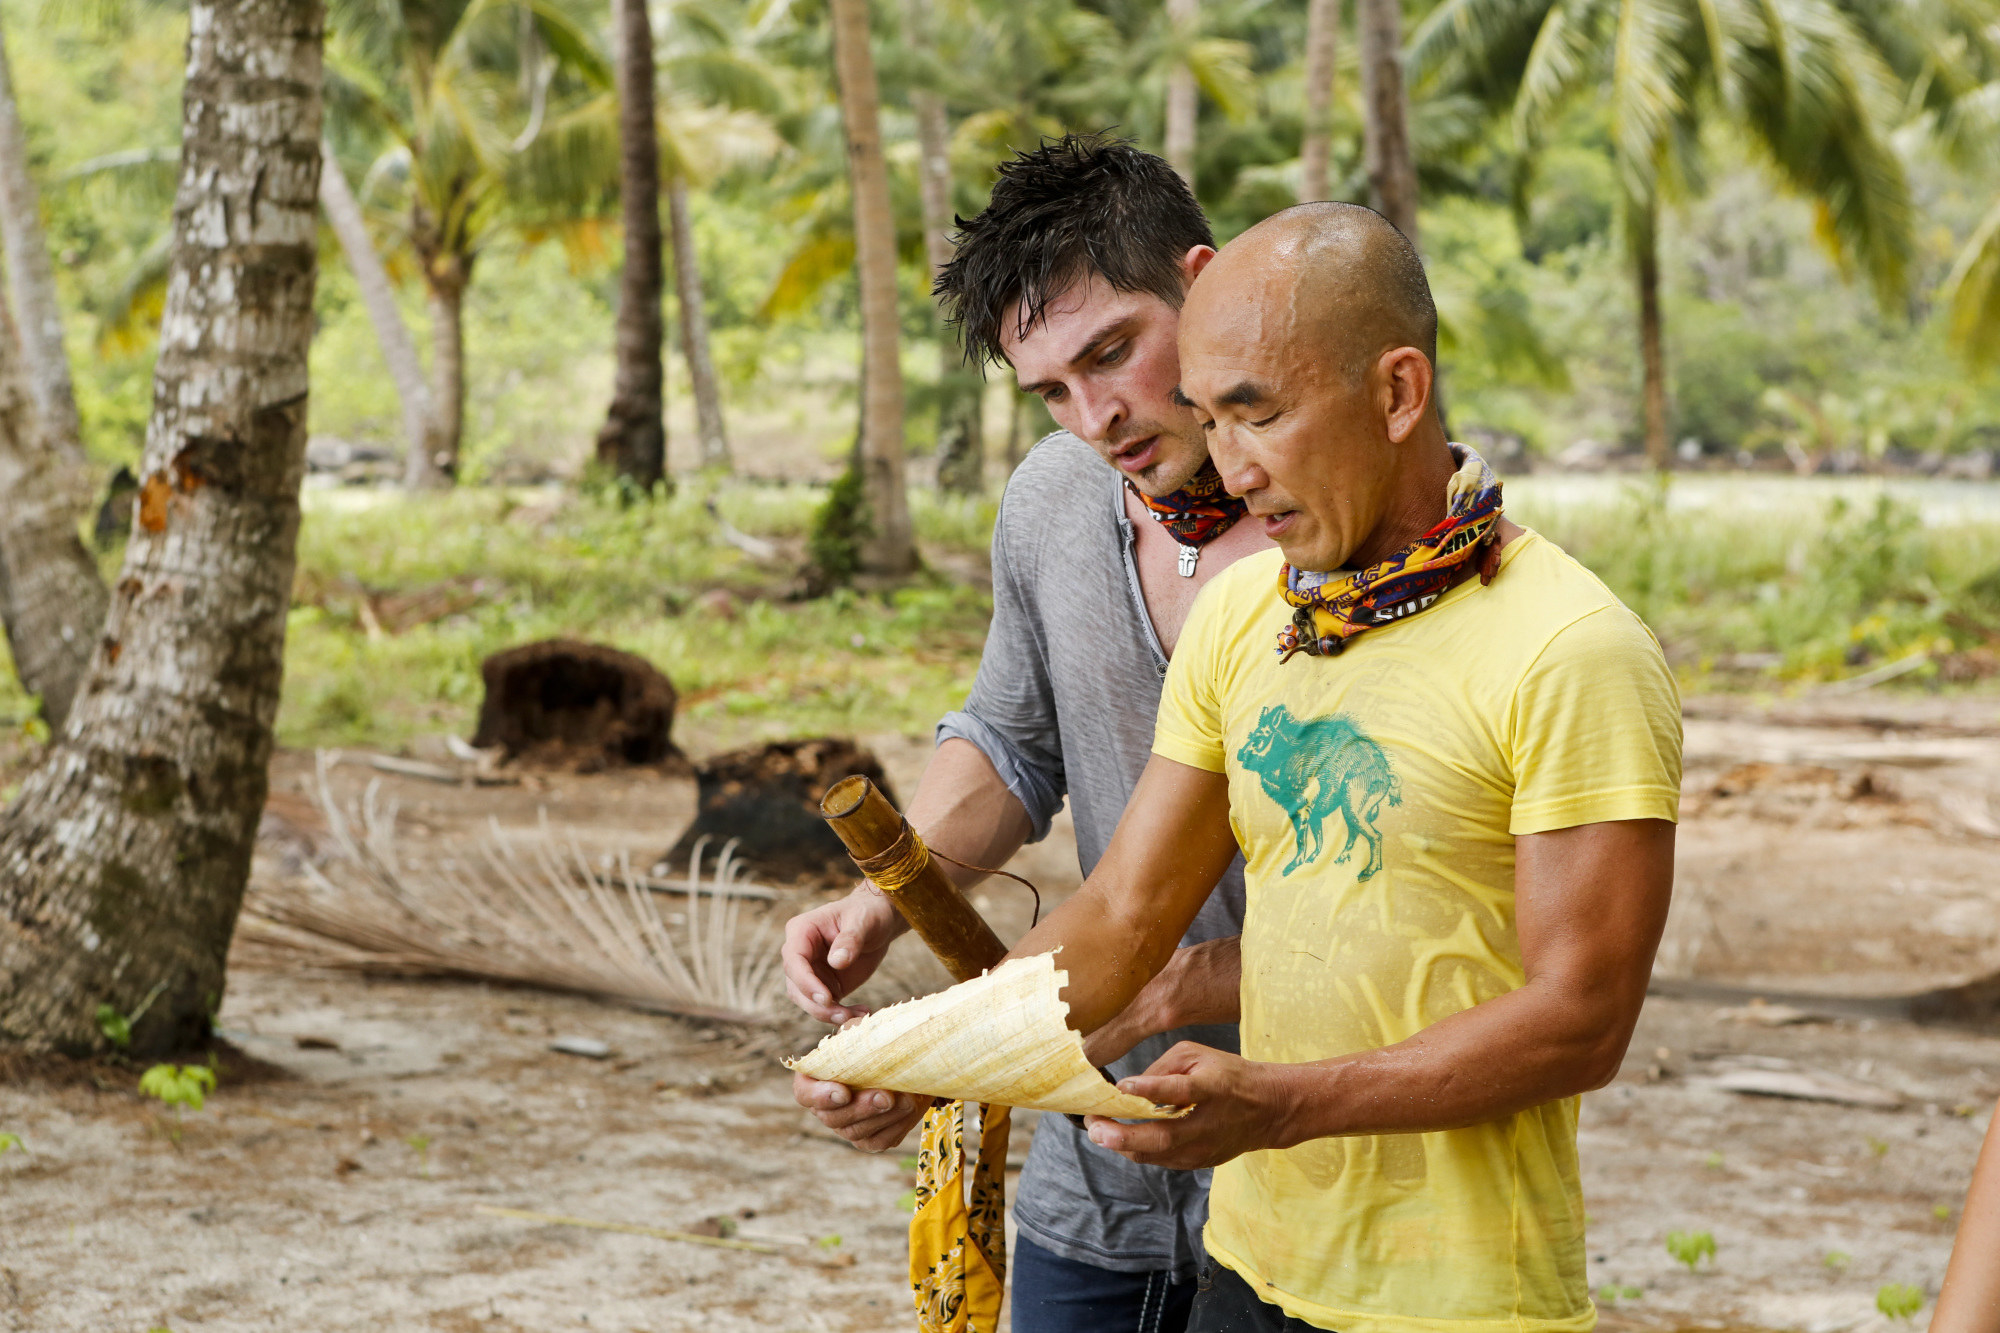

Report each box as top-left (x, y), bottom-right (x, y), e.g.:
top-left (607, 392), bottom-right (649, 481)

top-left (793, 1072), bottom-right (932, 1152)
top-left (782, 886), bottom-right (904, 1024)
top-left (1083, 1042), bottom-right (1287, 1170)
top-left (1081, 935), bottom-right (1242, 1067)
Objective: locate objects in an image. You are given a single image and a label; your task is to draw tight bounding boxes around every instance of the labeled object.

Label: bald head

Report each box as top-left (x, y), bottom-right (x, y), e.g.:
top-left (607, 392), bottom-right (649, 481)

top-left (1189, 202), bottom-right (1436, 382)
top-left (1174, 202), bottom-right (1456, 574)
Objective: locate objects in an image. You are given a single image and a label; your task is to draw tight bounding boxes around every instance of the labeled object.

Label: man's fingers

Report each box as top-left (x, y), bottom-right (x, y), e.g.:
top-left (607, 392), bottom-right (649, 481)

top-left (1084, 1115), bottom-right (1175, 1156)
top-left (793, 1073), bottom-right (854, 1111)
top-left (826, 924), bottom-right (870, 972)
top-left (1116, 1073), bottom-right (1197, 1107)
top-left (781, 914), bottom-right (844, 1012)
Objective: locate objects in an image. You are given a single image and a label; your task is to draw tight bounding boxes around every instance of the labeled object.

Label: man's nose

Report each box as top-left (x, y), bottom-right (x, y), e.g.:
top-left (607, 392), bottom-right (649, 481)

top-left (1212, 433), bottom-right (1262, 497)
top-left (1070, 385), bottom-right (1126, 445)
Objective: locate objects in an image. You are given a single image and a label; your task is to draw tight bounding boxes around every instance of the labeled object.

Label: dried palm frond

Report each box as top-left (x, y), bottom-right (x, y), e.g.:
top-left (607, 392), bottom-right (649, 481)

top-left (238, 753), bottom-right (786, 1024)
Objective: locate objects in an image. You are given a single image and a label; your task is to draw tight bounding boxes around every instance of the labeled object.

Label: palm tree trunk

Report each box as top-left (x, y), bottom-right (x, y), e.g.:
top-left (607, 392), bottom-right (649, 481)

top-left (666, 176), bottom-right (729, 472)
top-left (0, 0), bottom-right (325, 1057)
top-left (0, 298), bottom-right (104, 733)
top-left (1164, 0), bottom-right (1199, 186)
top-left (829, 0), bottom-right (917, 575)
top-left (594, 0), bottom-right (667, 490)
top-left (905, 0), bottom-right (982, 495)
top-left (1299, 0), bottom-right (1339, 203)
top-left (318, 141), bottom-right (441, 489)
top-left (0, 15), bottom-right (81, 462)
top-left (1633, 196), bottom-right (1669, 469)
top-left (424, 269), bottom-right (467, 485)
top-left (1357, 0), bottom-right (1418, 246)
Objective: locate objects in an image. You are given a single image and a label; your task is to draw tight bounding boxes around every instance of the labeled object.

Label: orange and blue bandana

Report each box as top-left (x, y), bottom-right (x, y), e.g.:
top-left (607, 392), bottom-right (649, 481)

top-left (1129, 460), bottom-right (1250, 548)
top-left (1276, 444), bottom-right (1503, 663)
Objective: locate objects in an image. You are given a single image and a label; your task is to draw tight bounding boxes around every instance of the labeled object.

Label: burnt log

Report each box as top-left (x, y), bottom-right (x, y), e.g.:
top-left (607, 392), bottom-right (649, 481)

top-left (664, 738), bottom-right (895, 883)
top-left (471, 639), bottom-right (681, 772)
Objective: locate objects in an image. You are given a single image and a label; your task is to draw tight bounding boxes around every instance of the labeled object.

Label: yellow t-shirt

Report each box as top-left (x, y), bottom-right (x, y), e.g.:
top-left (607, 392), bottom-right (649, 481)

top-left (1152, 532), bottom-right (1682, 1333)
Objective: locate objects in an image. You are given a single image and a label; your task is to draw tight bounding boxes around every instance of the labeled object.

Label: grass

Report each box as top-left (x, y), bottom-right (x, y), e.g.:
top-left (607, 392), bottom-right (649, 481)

top-left (5, 473), bottom-right (2000, 764)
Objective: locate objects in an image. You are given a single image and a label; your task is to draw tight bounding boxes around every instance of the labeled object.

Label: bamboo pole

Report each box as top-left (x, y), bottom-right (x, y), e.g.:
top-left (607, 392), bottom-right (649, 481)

top-left (819, 775), bottom-right (1006, 982)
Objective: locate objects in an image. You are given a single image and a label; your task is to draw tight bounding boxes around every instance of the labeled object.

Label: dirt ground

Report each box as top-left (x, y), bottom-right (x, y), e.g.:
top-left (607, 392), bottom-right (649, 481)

top-left (7, 691), bottom-right (2000, 1332)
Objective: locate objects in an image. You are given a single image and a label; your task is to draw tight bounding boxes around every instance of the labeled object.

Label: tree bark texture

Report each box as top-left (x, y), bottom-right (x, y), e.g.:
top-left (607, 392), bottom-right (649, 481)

top-left (830, 0), bottom-right (917, 575)
top-left (1299, 0), bottom-right (1339, 203)
top-left (0, 15), bottom-right (82, 461)
top-left (0, 318), bottom-right (105, 733)
top-left (1633, 197), bottom-right (1669, 469)
top-left (595, 0), bottom-right (667, 490)
top-left (904, 0), bottom-right (982, 495)
top-left (423, 267), bottom-right (466, 485)
top-left (0, 0), bottom-right (325, 1057)
top-left (1164, 0), bottom-right (1198, 187)
top-left (1357, 0), bottom-right (1418, 247)
top-left (666, 177), bottom-right (729, 472)
top-left (317, 140), bottom-right (441, 490)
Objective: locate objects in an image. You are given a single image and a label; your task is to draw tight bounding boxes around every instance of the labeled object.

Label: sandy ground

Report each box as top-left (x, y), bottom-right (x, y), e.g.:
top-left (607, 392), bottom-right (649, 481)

top-left (6, 690), bottom-right (2000, 1331)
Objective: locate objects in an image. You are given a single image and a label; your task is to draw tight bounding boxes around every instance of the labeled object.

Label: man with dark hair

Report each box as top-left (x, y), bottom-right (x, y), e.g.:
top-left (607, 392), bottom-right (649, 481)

top-left (783, 133), bottom-right (1264, 1333)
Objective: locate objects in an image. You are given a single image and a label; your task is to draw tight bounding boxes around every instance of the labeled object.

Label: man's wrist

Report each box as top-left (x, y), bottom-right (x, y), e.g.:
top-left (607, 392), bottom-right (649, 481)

top-left (856, 880), bottom-right (912, 937)
top-left (1266, 1060), bottom-right (1348, 1150)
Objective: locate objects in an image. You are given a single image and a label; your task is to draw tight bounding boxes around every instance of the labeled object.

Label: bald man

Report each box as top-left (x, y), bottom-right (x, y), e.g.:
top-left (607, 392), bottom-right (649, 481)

top-left (995, 203), bottom-right (1683, 1332)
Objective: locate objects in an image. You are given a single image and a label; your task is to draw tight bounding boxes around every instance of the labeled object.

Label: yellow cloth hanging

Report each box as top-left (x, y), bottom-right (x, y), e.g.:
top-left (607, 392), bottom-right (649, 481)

top-left (908, 1099), bottom-right (1010, 1333)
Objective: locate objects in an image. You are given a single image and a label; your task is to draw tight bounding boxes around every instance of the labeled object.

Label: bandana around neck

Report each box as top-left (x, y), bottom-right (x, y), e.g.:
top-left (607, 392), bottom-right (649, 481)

top-left (1275, 443), bottom-right (1504, 663)
top-left (1128, 460), bottom-right (1251, 577)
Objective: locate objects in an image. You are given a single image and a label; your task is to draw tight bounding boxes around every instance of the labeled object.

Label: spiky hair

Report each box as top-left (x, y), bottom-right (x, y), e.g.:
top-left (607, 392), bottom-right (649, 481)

top-left (935, 133), bottom-right (1214, 368)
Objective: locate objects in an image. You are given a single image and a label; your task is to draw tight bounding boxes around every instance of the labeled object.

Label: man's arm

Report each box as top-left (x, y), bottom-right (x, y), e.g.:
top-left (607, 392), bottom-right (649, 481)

top-left (786, 738), bottom-right (1037, 1152)
top-left (1092, 818), bottom-right (1674, 1168)
top-left (1936, 1098), bottom-right (2000, 1331)
top-left (783, 738), bottom-right (1035, 1024)
top-left (1082, 934), bottom-right (1241, 1067)
top-left (1002, 756), bottom-right (1241, 1030)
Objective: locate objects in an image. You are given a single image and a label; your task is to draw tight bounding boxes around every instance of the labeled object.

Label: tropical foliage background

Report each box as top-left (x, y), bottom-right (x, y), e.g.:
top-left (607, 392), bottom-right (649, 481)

top-left (4, 0), bottom-right (2000, 759)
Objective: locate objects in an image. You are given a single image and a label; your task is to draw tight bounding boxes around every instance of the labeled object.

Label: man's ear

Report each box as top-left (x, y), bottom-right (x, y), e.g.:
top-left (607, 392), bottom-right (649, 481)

top-left (1181, 245), bottom-right (1218, 288)
top-left (1379, 348), bottom-right (1433, 445)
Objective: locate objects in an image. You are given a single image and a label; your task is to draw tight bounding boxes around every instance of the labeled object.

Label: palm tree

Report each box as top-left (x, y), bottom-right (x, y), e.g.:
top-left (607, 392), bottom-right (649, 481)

top-left (1412, 0), bottom-right (1916, 467)
top-left (1357, 0), bottom-right (1418, 242)
top-left (325, 0), bottom-right (612, 485)
top-left (1164, 0), bottom-right (1199, 183)
top-left (0, 0), bottom-right (326, 1056)
top-left (828, 0), bottom-right (917, 574)
top-left (0, 300), bottom-right (105, 733)
top-left (903, 0), bottom-right (982, 493)
top-left (1299, 0), bottom-right (1340, 203)
top-left (318, 141), bottom-right (444, 484)
top-left (597, 0), bottom-right (668, 489)
top-left (0, 14), bottom-right (82, 460)
top-left (666, 174), bottom-right (730, 470)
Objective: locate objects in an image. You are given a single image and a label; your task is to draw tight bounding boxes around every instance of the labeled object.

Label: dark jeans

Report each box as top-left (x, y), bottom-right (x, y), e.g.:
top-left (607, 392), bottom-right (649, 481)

top-left (1186, 1259), bottom-right (1331, 1333)
top-left (1010, 1234), bottom-right (1197, 1333)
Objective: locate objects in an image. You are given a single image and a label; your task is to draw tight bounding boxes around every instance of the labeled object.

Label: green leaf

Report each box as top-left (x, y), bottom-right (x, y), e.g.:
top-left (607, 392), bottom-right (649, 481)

top-left (1876, 1283), bottom-right (1924, 1320)
top-left (0, 1133), bottom-right (21, 1154)
top-left (95, 1003), bottom-right (131, 1050)
top-left (1664, 1228), bottom-right (1715, 1273)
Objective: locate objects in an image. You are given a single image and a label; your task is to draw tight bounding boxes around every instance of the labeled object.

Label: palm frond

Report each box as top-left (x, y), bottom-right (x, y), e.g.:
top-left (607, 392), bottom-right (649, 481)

top-left (1409, 0), bottom-right (1560, 98)
top-left (1943, 191), bottom-right (2000, 368)
top-left (1609, 0), bottom-right (1698, 205)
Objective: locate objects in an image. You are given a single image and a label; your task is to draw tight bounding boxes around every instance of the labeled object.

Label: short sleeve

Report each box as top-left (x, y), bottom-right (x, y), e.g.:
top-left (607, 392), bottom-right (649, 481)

top-left (1508, 605), bottom-right (1683, 836)
top-left (1151, 575), bottom-right (1232, 774)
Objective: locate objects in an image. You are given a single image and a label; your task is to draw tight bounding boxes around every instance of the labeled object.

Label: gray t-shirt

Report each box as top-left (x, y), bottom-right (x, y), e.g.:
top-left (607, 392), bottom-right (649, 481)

top-left (936, 432), bottom-right (1246, 1277)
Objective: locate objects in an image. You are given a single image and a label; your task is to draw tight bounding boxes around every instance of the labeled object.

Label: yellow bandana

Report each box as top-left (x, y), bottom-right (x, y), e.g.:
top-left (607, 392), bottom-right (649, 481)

top-left (909, 1099), bottom-right (1010, 1332)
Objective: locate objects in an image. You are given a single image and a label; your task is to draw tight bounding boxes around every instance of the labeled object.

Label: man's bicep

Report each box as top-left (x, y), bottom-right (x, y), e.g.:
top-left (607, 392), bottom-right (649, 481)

top-left (1514, 819), bottom-right (1675, 1006)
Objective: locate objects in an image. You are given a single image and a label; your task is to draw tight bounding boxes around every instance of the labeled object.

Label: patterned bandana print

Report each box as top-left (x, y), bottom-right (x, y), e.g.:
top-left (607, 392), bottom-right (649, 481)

top-left (1276, 444), bottom-right (1504, 663)
top-left (909, 1099), bottom-right (1010, 1333)
top-left (1129, 460), bottom-right (1250, 575)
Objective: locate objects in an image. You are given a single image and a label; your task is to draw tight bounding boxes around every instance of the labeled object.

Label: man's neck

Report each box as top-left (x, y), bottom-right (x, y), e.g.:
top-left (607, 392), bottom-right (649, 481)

top-left (1341, 434), bottom-right (1457, 571)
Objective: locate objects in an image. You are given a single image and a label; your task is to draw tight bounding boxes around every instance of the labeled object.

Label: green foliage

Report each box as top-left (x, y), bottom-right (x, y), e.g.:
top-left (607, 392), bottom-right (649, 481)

top-left (277, 484), bottom-right (992, 754)
top-left (1876, 1283), bottom-right (1925, 1320)
top-left (139, 1062), bottom-right (217, 1143)
top-left (816, 1233), bottom-right (843, 1249)
top-left (806, 464), bottom-right (872, 590)
top-left (1596, 1284), bottom-right (1642, 1304)
top-left (138, 1063), bottom-right (215, 1113)
top-left (406, 1132), bottom-right (434, 1178)
top-left (1824, 1250), bottom-right (1851, 1270)
top-left (0, 1133), bottom-right (21, 1155)
top-left (1664, 1229), bottom-right (1715, 1274)
top-left (94, 1003), bottom-right (131, 1050)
